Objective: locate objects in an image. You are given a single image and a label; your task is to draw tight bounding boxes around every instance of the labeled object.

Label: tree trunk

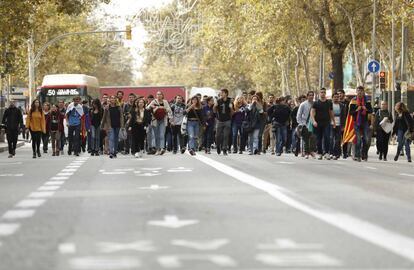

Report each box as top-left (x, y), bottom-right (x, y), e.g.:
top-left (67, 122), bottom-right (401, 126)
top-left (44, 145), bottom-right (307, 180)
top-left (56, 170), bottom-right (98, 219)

top-left (331, 47), bottom-right (345, 91)
top-left (302, 50), bottom-right (311, 91)
top-left (295, 51), bottom-right (301, 97)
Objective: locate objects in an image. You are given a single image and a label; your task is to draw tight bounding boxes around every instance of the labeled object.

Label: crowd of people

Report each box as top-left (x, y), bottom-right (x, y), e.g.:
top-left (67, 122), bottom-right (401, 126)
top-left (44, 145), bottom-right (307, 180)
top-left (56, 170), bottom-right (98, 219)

top-left (1, 86), bottom-right (413, 162)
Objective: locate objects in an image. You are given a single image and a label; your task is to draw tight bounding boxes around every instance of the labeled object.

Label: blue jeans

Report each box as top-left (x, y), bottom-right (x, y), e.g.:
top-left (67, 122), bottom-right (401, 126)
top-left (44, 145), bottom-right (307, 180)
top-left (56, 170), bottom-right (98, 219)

top-left (249, 128), bottom-right (260, 153)
top-left (397, 129), bottom-right (411, 160)
top-left (90, 125), bottom-right (101, 152)
top-left (275, 125), bottom-right (287, 154)
top-left (314, 125), bottom-right (331, 155)
top-left (154, 120), bottom-right (166, 150)
top-left (232, 123), bottom-right (243, 152)
top-left (330, 126), bottom-right (341, 157)
top-left (108, 127), bottom-right (120, 155)
top-left (355, 123), bottom-right (370, 159)
top-left (187, 120), bottom-right (200, 150)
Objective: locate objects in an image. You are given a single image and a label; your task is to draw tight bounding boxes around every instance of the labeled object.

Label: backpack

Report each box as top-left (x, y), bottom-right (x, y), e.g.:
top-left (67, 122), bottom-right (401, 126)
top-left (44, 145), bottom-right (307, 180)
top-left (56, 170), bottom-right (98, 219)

top-left (153, 107), bottom-right (167, 120)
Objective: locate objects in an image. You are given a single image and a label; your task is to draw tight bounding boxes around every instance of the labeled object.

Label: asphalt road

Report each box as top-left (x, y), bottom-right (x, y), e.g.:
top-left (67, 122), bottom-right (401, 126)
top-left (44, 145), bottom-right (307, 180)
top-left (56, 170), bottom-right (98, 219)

top-left (0, 143), bottom-right (414, 270)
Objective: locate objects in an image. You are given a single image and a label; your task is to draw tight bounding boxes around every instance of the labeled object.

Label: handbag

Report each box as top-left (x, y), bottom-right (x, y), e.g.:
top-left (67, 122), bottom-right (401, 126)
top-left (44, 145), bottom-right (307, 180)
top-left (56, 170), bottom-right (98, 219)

top-left (403, 113), bottom-right (414, 141)
top-left (181, 115), bottom-right (188, 135)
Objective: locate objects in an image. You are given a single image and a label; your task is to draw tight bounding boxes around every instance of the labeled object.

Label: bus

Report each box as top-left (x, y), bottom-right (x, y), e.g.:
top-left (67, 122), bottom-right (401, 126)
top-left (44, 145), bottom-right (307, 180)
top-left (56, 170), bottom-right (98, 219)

top-left (39, 74), bottom-right (100, 104)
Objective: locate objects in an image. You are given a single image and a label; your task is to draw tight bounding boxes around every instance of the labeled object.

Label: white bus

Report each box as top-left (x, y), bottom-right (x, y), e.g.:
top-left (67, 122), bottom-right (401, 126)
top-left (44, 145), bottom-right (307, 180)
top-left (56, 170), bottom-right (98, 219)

top-left (39, 74), bottom-right (100, 104)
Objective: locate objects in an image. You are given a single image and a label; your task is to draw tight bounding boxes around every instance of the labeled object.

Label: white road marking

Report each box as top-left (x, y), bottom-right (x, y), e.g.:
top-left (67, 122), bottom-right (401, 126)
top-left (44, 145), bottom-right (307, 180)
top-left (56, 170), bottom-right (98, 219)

top-left (38, 186), bottom-right (61, 191)
top-left (66, 165), bottom-right (81, 168)
top-left (45, 181), bottom-right (65, 185)
top-left (171, 239), bottom-right (229, 250)
top-left (141, 168), bottom-right (163, 171)
top-left (194, 154), bottom-right (414, 263)
top-left (400, 173), bottom-right (414, 177)
top-left (158, 254), bottom-right (237, 268)
top-left (102, 172), bottom-right (126, 175)
top-left (135, 173), bottom-right (161, 177)
top-left (62, 168), bottom-right (77, 172)
top-left (0, 162), bottom-right (22, 165)
top-left (69, 256), bottom-right (141, 270)
top-left (51, 177), bottom-right (69, 180)
top-left (114, 168), bottom-right (134, 172)
top-left (256, 253), bottom-right (342, 267)
top-left (139, 185), bottom-right (170, 191)
top-left (2, 210), bottom-right (35, 219)
top-left (277, 161), bottom-right (296, 165)
top-left (365, 166), bottom-right (377, 170)
top-left (0, 223), bottom-right (20, 236)
top-left (29, 191), bottom-right (55, 198)
top-left (0, 174), bottom-right (24, 177)
top-left (148, 215), bottom-right (199, 229)
top-left (59, 243), bottom-right (77, 254)
top-left (57, 172), bottom-right (73, 176)
top-left (97, 241), bottom-right (156, 253)
top-left (167, 169), bottom-right (193, 172)
top-left (257, 238), bottom-right (324, 250)
top-left (15, 199), bottom-right (46, 208)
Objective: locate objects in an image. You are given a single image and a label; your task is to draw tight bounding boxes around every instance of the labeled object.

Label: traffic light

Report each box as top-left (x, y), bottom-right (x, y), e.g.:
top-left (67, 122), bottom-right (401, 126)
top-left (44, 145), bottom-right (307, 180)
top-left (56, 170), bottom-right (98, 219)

top-left (379, 71), bottom-right (386, 91)
top-left (126, 25), bottom-right (132, 40)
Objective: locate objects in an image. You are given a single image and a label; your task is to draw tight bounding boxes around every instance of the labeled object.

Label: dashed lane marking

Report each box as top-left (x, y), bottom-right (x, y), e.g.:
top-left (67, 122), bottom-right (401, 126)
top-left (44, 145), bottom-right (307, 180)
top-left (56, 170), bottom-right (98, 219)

top-left (0, 223), bottom-right (20, 236)
top-left (57, 172), bottom-right (74, 176)
top-left (62, 168), bottom-right (77, 172)
top-left (365, 166), bottom-right (378, 170)
top-left (194, 154), bottom-right (414, 263)
top-left (400, 173), bottom-right (414, 178)
top-left (256, 252), bottom-right (342, 267)
top-left (45, 181), bottom-right (65, 185)
top-left (2, 210), bottom-right (35, 219)
top-left (51, 177), bottom-right (69, 180)
top-left (38, 186), bottom-right (61, 191)
top-left (15, 199), bottom-right (46, 208)
top-left (59, 243), bottom-right (77, 254)
top-left (101, 172), bottom-right (126, 175)
top-left (0, 174), bottom-right (24, 177)
top-left (29, 191), bottom-right (55, 198)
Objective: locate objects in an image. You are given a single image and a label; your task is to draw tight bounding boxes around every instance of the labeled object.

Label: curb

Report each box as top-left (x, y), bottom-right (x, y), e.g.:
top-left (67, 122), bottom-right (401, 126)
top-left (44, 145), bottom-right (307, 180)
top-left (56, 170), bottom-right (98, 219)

top-left (0, 141), bottom-right (25, 153)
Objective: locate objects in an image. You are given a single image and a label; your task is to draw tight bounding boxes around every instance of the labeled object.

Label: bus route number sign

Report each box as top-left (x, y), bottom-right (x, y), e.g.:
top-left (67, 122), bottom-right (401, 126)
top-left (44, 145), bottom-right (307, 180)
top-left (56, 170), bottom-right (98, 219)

top-left (46, 89), bottom-right (80, 96)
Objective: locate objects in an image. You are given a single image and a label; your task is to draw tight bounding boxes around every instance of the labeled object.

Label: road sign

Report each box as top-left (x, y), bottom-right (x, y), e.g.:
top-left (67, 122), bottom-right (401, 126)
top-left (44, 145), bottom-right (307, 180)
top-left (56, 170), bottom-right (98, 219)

top-left (328, 72), bottom-right (334, 80)
top-left (368, 60), bottom-right (380, 73)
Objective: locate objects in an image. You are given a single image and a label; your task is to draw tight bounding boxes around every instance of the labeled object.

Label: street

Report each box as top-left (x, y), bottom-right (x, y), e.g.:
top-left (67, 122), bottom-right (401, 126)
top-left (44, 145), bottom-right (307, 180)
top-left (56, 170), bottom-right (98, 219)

top-left (0, 144), bottom-right (414, 270)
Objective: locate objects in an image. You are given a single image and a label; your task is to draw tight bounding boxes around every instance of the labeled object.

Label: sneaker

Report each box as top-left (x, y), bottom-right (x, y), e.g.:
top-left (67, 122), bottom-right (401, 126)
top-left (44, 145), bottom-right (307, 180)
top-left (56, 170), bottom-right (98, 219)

top-left (75, 153), bottom-right (80, 157)
top-left (238, 150), bottom-right (242, 154)
top-left (248, 152), bottom-right (253, 155)
top-left (33, 154), bottom-right (36, 159)
top-left (8, 154), bottom-right (13, 158)
top-left (310, 152), bottom-right (316, 158)
top-left (207, 149), bottom-right (211, 154)
top-left (52, 152), bottom-right (56, 156)
top-left (232, 150), bottom-right (237, 154)
top-left (394, 155), bottom-right (399, 161)
top-left (189, 149), bottom-right (196, 156)
top-left (37, 151), bottom-right (41, 158)
top-left (160, 149), bottom-right (166, 155)
top-left (271, 152), bottom-right (275, 155)
top-left (181, 148), bottom-right (186, 154)
top-left (173, 150), bottom-right (177, 154)
top-left (383, 157), bottom-right (387, 161)
top-left (305, 155), bottom-right (309, 159)
top-left (217, 147), bottom-right (221, 155)
top-left (109, 154), bottom-right (114, 159)
top-left (95, 152), bottom-right (99, 156)
top-left (155, 150), bottom-right (161, 156)
top-left (333, 156), bottom-right (338, 160)
top-left (318, 155), bottom-right (323, 160)
top-left (408, 159), bottom-right (412, 163)
top-left (276, 153), bottom-right (282, 156)
top-left (223, 150), bottom-right (228, 156)
top-left (325, 154), bottom-right (331, 160)
top-left (91, 152), bottom-right (95, 156)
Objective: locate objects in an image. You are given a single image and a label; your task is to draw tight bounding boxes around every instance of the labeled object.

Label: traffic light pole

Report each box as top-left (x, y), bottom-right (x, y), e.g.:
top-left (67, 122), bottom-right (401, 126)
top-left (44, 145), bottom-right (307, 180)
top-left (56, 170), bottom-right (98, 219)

top-left (27, 28), bottom-right (131, 103)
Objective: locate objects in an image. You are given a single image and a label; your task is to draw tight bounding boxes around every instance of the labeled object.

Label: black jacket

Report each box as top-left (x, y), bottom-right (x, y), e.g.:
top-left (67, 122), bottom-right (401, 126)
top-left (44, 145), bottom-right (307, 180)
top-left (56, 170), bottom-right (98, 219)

top-left (2, 106), bottom-right (23, 130)
top-left (393, 111), bottom-right (413, 134)
top-left (268, 104), bottom-right (291, 126)
top-left (128, 108), bottom-right (152, 128)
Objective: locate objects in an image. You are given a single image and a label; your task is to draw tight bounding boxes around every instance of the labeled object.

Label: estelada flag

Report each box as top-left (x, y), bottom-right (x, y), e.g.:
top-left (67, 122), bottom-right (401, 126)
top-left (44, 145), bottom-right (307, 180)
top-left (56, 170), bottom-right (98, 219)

top-left (342, 100), bottom-right (356, 145)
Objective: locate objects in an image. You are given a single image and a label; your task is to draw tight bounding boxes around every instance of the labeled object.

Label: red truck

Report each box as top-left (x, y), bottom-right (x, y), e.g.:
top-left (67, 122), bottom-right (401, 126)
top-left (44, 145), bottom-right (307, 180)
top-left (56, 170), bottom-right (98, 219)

top-left (100, 86), bottom-right (187, 102)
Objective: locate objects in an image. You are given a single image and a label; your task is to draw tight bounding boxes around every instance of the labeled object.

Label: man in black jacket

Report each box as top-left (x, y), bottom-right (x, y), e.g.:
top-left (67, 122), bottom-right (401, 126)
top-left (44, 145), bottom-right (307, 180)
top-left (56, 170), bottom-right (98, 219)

top-left (349, 86), bottom-right (373, 162)
top-left (2, 100), bottom-right (23, 158)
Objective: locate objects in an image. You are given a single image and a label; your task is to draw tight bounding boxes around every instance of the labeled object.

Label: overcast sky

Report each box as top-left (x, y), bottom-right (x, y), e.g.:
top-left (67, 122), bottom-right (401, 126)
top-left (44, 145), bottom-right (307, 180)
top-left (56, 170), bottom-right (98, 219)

top-left (95, 0), bottom-right (173, 80)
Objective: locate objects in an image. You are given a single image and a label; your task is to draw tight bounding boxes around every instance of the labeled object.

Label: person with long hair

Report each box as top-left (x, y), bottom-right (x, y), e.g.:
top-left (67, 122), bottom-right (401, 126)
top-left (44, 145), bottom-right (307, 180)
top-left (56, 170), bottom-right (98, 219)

top-left (232, 96), bottom-right (247, 154)
top-left (128, 98), bottom-right (151, 158)
top-left (186, 96), bottom-right (203, 155)
top-left (393, 102), bottom-right (413, 162)
top-left (90, 99), bottom-right (103, 156)
top-left (42, 102), bottom-right (51, 153)
top-left (374, 101), bottom-right (393, 161)
top-left (26, 99), bottom-right (46, 158)
top-left (202, 97), bottom-right (215, 154)
top-left (49, 104), bottom-right (64, 156)
top-left (170, 95), bottom-right (186, 154)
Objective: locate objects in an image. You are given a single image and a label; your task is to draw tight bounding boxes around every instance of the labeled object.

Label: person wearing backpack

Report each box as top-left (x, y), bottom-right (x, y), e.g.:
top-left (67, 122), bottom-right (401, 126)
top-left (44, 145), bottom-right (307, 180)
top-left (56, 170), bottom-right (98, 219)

top-left (245, 95), bottom-right (263, 155)
top-left (146, 91), bottom-right (172, 155)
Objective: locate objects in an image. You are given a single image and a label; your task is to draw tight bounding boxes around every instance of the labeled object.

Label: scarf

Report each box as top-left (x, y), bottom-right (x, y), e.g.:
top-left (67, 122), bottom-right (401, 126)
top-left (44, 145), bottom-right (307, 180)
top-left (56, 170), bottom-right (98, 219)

top-left (356, 96), bottom-right (367, 127)
top-left (66, 102), bottom-right (84, 117)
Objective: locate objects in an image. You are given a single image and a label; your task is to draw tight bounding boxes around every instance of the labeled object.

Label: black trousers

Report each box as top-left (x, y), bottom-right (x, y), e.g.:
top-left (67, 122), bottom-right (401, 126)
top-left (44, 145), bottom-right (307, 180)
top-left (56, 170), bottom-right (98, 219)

top-left (171, 125), bottom-right (185, 151)
top-left (376, 129), bottom-right (390, 158)
top-left (30, 131), bottom-right (42, 154)
top-left (68, 125), bottom-right (81, 154)
top-left (131, 124), bottom-right (146, 153)
top-left (42, 133), bottom-right (50, 152)
top-left (6, 129), bottom-right (18, 155)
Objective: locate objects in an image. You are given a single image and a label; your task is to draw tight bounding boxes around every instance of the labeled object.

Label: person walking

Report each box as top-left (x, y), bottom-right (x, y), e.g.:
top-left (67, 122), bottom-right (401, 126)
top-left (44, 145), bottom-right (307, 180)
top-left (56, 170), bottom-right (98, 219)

top-left (311, 88), bottom-right (335, 160)
top-left (330, 92), bottom-right (346, 160)
top-left (1, 99), bottom-right (23, 158)
top-left (49, 104), bottom-right (64, 156)
top-left (202, 97), bottom-right (216, 154)
top-left (186, 96), bottom-right (203, 156)
top-left (268, 97), bottom-right (291, 156)
top-left (170, 95), bottom-right (186, 154)
top-left (26, 99), bottom-right (46, 158)
top-left (42, 102), bottom-right (51, 154)
top-left (66, 97), bottom-right (84, 156)
top-left (101, 95), bottom-right (124, 159)
top-left (245, 95), bottom-right (263, 155)
top-left (90, 99), bottom-right (103, 156)
top-left (214, 89), bottom-right (234, 155)
top-left (231, 96), bottom-right (247, 154)
top-left (349, 86), bottom-right (373, 162)
top-left (128, 98), bottom-right (151, 158)
top-left (296, 91), bottom-right (316, 159)
top-left (262, 94), bottom-right (275, 154)
top-left (393, 102), bottom-right (413, 162)
top-left (374, 101), bottom-right (393, 161)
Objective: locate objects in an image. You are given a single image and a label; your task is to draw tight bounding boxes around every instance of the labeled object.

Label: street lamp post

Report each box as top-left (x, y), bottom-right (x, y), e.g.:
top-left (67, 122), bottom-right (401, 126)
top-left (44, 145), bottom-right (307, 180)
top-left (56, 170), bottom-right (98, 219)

top-left (372, 0), bottom-right (377, 97)
top-left (27, 29), bottom-right (130, 103)
top-left (391, 0), bottom-right (395, 120)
